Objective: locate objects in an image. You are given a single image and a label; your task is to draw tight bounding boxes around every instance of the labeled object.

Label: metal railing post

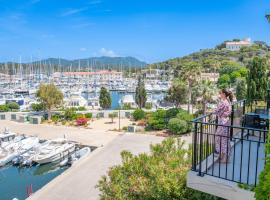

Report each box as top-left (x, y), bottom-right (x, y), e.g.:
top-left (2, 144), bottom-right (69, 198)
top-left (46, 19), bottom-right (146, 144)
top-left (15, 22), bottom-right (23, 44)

top-left (198, 123), bottom-right (204, 177)
top-left (230, 104), bottom-right (235, 139)
top-left (192, 122), bottom-right (198, 170)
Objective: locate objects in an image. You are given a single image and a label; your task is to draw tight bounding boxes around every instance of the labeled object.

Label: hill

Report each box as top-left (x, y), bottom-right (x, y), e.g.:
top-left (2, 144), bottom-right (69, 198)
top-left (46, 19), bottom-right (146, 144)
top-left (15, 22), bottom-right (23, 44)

top-left (0, 56), bottom-right (147, 74)
top-left (148, 40), bottom-right (270, 73)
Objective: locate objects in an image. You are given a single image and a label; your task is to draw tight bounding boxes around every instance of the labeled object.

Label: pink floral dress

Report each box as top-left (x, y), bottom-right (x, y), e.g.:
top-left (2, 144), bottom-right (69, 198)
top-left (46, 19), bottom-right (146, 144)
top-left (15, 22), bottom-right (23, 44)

top-left (214, 99), bottom-right (232, 154)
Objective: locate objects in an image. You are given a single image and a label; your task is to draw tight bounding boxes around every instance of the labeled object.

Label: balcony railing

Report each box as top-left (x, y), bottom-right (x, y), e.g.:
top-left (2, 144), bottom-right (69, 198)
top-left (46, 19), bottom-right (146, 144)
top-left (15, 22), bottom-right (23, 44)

top-left (191, 100), bottom-right (269, 187)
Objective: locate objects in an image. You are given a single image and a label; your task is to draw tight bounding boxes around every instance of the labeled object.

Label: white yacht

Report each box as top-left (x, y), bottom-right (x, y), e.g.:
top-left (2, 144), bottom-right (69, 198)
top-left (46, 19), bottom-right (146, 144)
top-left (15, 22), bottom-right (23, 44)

top-left (33, 139), bottom-right (75, 164)
top-left (0, 137), bottom-right (39, 166)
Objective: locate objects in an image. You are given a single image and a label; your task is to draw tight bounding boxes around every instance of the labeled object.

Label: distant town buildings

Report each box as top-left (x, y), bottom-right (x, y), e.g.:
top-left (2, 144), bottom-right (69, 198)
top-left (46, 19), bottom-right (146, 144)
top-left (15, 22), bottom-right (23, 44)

top-left (54, 70), bottom-right (123, 81)
top-left (225, 38), bottom-right (251, 51)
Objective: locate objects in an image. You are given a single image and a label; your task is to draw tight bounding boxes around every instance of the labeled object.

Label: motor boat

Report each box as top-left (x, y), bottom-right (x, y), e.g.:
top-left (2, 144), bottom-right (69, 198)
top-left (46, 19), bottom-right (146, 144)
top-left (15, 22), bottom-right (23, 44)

top-left (33, 139), bottom-right (75, 164)
top-left (0, 137), bottom-right (39, 166)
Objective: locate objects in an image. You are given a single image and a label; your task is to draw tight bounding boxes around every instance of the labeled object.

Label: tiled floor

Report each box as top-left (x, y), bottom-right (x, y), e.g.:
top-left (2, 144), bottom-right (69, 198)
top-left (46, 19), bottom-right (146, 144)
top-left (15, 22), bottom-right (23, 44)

top-left (205, 136), bottom-right (265, 186)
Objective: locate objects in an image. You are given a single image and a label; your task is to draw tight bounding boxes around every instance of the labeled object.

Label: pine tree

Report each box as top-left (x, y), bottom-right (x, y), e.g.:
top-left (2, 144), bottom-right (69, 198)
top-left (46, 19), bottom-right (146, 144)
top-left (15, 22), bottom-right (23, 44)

top-left (99, 87), bottom-right (111, 109)
top-left (247, 57), bottom-right (268, 100)
top-left (135, 76), bottom-right (147, 109)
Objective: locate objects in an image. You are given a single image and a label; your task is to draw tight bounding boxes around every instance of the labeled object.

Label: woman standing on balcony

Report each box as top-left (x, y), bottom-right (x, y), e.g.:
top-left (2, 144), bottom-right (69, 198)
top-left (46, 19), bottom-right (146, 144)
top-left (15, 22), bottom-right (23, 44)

top-left (214, 89), bottom-right (233, 163)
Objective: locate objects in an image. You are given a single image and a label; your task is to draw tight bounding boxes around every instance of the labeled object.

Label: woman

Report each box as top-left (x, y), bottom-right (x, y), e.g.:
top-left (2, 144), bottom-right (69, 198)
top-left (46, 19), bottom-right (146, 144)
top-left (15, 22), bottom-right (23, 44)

top-left (214, 89), bottom-right (233, 163)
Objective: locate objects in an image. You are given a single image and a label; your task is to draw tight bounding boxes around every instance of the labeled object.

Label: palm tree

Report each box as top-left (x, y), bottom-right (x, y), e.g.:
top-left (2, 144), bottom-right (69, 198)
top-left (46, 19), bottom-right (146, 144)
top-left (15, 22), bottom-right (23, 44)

top-left (197, 80), bottom-right (217, 115)
top-left (180, 61), bottom-right (201, 114)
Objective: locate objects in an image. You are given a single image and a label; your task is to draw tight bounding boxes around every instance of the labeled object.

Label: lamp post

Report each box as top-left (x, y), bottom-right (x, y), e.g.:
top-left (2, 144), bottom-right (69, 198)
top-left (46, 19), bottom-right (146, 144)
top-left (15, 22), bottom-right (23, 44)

top-left (118, 108), bottom-right (121, 132)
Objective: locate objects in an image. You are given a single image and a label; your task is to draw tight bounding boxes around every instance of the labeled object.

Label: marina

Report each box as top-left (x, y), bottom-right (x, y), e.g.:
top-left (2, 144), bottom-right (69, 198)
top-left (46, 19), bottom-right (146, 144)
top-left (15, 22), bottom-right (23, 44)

top-left (0, 128), bottom-right (95, 200)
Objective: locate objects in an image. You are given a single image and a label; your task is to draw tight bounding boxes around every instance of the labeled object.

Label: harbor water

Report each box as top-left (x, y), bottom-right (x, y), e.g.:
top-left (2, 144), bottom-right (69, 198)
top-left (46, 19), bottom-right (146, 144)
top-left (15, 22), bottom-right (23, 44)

top-left (0, 163), bottom-right (67, 200)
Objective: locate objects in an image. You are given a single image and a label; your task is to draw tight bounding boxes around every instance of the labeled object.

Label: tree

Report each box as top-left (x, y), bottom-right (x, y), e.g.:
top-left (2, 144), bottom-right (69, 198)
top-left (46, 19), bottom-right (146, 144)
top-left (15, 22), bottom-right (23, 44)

top-left (108, 112), bottom-right (118, 123)
top-left (247, 57), bottom-right (268, 100)
top-left (36, 83), bottom-right (63, 120)
top-left (179, 61), bottom-right (201, 113)
top-left (99, 87), bottom-right (111, 109)
top-left (165, 79), bottom-right (188, 108)
top-left (135, 76), bottom-right (147, 109)
top-left (97, 138), bottom-right (219, 200)
top-left (196, 80), bottom-right (216, 115)
top-left (235, 78), bottom-right (247, 100)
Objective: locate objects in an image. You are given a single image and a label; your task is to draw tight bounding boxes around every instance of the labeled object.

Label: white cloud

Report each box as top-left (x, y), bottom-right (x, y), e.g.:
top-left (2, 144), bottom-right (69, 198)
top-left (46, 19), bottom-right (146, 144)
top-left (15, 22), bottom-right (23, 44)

top-left (99, 48), bottom-right (118, 57)
top-left (80, 47), bottom-right (87, 52)
top-left (61, 7), bottom-right (88, 17)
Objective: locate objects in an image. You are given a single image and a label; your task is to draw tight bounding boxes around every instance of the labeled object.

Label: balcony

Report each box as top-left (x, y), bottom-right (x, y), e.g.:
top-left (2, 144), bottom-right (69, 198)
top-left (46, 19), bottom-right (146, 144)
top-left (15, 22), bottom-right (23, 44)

top-left (187, 99), bottom-right (269, 200)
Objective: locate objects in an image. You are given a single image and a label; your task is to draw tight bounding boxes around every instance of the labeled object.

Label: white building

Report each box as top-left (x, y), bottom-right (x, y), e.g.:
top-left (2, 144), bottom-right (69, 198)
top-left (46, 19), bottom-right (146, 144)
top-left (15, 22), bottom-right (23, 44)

top-left (225, 38), bottom-right (251, 51)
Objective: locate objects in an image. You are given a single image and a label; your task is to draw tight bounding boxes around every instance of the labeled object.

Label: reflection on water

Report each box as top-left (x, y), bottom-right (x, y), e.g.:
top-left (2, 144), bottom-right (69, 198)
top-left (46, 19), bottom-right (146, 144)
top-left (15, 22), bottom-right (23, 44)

top-left (0, 163), bottom-right (67, 200)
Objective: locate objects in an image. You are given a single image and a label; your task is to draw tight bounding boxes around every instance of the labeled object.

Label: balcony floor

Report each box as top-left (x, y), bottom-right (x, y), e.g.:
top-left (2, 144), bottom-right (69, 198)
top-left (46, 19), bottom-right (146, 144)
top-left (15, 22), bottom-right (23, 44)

top-left (206, 136), bottom-right (265, 186)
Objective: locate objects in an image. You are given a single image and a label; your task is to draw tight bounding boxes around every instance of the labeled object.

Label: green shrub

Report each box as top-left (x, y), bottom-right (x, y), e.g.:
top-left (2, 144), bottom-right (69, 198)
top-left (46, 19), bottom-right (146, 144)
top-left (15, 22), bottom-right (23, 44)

top-left (255, 131), bottom-right (270, 200)
top-left (77, 106), bottom-right (86, 111)
top-left (51, 114), bottom-right (60, 122)
top-left (165, 108), bottom-right (181, 120)
top-left (31, 103), bottom-right (44, 112)
top-left (176, 110), bottom-right (193, 132)
top-left (168, 118), bottom-right (188, 135)
top-left (97, 138), bottom-right (219, 200)
top-left (7, 102), bottom-right (20, 111)
top-left (0, 105), bottom-right (9, 112)
top-left (146, 110), bottom-right (167, 130)
top-left (132, 109), bottom-right (145, 121)
top-left (64, 108), bottom-right (77, 120)
top-left (85, 113), bottom-right (92, 119)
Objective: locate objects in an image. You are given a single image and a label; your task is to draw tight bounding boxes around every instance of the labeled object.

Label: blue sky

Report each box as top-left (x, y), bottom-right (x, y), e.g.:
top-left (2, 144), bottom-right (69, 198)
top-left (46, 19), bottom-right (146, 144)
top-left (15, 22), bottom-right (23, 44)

top-left (0, 0), bottom-right (269, 63)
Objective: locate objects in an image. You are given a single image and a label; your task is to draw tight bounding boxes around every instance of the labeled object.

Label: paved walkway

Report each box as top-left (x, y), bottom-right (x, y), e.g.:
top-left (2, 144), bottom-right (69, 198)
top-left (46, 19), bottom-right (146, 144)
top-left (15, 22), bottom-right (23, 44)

top-left (0, 120), bottom-right (120, 147)
top-left (27, 133), bottom-right (164, 200)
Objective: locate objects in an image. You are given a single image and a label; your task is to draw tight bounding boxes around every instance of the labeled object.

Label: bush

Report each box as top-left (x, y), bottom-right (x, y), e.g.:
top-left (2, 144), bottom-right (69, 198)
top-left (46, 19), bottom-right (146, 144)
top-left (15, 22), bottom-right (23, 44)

top-left (76, 117), bottom-right (88, 126)
top-left (76, 113), bottom-right (85, 119)
top-left (97, 138), bottom-right (219, 200)
top-left (64, 108), bottom-right (77, 120)
top-left (77, 106), bottom-right (86, 111)
top-left (31, 103), bottom-right (44, 112)
top-left (85, 113), bottom-right (92, 119)
top-left (165, 108), bottom-right (181, 120)
top-left (168, 118), bottom-right (188, 135)
top-left (176, 110), bottom-right (193, 132)
top-left (146, 110), bottom-right (167, 130)
top-left (132, 109), bottom-right (145, 121)
top-left (255, 132), bottom-right (270, 199)
top-left (0, 105), bottom-right (9, 112)
top-left (7, 102), bottom-right (20, 111)
top-left (51, 114), bottom-right (61, 122)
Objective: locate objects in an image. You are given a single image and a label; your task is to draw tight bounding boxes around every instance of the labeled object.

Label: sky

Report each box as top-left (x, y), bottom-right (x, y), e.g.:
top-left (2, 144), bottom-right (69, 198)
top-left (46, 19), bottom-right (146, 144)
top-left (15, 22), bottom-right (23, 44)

top-left (0, 0), bottom-right (269, 63)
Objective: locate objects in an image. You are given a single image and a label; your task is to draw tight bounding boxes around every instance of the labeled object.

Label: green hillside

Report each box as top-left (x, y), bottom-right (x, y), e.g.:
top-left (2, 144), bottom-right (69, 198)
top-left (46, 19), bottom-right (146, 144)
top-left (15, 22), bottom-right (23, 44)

top-left (148, 40), bottom-right (270, 73)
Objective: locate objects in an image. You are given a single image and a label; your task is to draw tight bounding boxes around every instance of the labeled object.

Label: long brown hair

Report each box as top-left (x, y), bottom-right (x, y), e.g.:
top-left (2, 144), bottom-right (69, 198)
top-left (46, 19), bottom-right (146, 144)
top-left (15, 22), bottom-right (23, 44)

top-left (221, 89), bottom-right (234, 102)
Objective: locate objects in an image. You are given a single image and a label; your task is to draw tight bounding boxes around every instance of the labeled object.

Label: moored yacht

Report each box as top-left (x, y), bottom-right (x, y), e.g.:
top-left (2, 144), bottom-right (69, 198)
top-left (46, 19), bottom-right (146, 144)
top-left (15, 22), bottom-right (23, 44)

top-left (33, 139), bottom-right (75, 164)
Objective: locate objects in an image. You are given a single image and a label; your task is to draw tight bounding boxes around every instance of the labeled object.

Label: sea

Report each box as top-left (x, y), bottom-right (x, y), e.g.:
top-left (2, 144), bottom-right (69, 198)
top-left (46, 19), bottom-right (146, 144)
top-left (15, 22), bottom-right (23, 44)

top-left (0, 163), bottom-right (67, 200)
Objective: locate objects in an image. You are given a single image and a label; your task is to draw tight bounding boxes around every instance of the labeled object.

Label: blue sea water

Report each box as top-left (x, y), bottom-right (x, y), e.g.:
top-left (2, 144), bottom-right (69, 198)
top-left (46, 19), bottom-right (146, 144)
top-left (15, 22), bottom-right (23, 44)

top-left (0, 163), bottom-right (67, 200)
